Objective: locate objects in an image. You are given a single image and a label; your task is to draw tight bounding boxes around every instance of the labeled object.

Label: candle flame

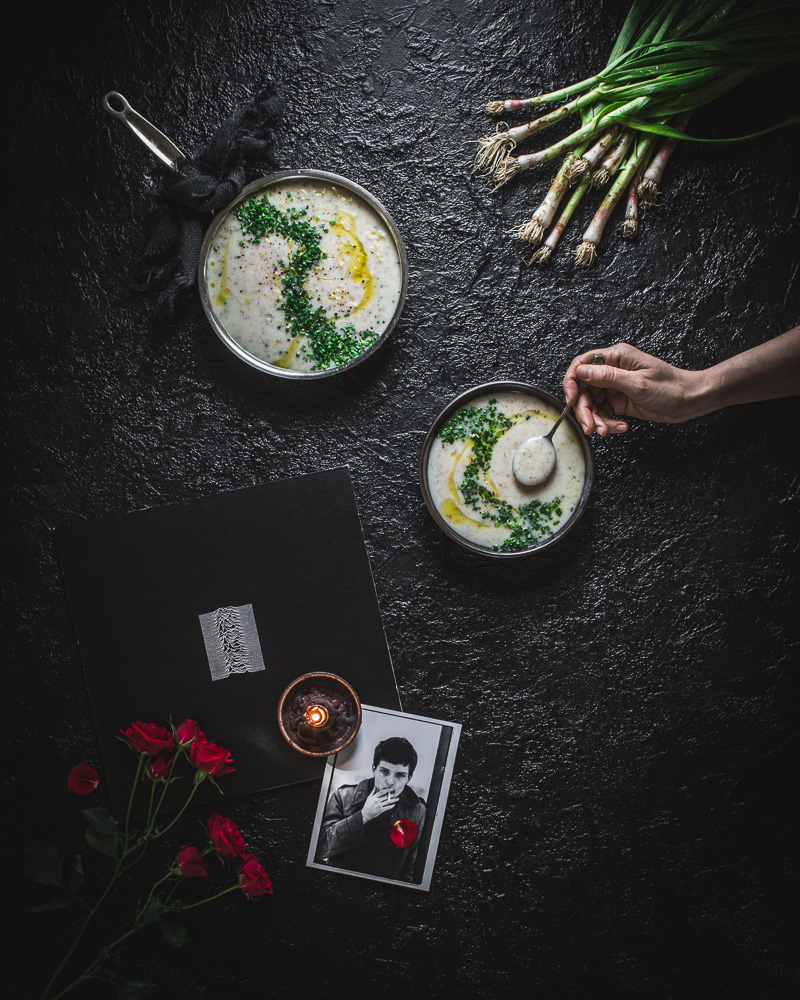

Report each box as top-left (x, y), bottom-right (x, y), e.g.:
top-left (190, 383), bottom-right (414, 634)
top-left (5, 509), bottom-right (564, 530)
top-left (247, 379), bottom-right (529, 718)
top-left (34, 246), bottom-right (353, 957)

top-left (306, 705), bottom-right (329, 727)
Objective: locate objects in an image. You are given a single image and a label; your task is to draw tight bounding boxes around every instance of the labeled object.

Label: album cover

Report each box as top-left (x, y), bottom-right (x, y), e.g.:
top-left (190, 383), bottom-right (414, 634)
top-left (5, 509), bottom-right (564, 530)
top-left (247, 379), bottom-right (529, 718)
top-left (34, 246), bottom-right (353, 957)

top-left (55, 467), bottom-right (401, 818)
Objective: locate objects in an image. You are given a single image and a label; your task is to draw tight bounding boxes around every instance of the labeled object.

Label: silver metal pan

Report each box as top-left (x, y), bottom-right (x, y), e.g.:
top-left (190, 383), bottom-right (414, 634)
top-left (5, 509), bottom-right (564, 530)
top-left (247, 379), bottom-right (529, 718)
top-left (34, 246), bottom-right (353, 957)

top-left (103, 92), bottom-right (408, 379)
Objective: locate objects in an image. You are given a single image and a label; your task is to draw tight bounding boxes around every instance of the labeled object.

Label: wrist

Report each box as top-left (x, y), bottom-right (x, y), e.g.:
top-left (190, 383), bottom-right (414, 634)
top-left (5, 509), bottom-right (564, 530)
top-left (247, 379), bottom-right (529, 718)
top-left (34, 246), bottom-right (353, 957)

top-left (677, 367), bottom-right (721, 421)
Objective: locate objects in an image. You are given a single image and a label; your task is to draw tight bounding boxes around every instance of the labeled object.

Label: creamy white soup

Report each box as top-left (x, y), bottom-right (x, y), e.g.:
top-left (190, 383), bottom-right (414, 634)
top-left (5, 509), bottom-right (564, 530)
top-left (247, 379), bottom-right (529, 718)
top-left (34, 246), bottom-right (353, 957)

top-left (204, 179), bottom-right (403, 373)
top-left (426, 391), bottom-right (586, 551)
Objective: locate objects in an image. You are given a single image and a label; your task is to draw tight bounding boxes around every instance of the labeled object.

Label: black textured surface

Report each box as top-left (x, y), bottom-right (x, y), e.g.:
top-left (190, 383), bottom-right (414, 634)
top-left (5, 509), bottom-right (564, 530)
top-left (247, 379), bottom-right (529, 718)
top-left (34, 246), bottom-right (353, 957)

top-left (6, 1), bottom-right (799, 998)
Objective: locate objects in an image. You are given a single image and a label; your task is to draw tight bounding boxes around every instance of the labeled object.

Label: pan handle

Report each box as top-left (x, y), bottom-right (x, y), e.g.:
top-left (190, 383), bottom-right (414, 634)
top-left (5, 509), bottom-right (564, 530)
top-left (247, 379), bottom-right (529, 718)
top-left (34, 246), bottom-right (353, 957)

top-left (102, 91), bottom-right (185, 172)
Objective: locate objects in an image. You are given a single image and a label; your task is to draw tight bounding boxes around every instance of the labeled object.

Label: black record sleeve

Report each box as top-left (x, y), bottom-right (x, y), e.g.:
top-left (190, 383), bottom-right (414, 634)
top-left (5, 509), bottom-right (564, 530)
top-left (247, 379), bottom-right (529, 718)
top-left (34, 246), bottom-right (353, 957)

top-left (54, 467), bottom-right (400, 818)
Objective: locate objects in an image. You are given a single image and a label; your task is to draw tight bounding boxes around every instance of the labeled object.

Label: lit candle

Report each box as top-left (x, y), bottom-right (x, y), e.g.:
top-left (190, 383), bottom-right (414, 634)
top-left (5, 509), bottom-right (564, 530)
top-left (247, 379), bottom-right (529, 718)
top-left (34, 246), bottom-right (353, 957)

top-left (305, 704), bottom-right (329, 728)
top-left (278, 673), bottom-right (362, 757)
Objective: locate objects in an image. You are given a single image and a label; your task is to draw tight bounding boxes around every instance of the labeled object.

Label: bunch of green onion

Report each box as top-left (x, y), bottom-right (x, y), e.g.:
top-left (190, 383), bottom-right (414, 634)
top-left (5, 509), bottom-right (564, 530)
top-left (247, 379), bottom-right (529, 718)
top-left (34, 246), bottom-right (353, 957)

top-left (475, 0), bottom-right (800, 267)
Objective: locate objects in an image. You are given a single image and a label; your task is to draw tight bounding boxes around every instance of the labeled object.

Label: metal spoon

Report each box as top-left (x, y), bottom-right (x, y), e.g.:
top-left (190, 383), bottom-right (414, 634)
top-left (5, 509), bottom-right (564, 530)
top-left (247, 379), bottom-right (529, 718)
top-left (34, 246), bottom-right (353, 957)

top-left (512, 355), bottom-right (604, 487)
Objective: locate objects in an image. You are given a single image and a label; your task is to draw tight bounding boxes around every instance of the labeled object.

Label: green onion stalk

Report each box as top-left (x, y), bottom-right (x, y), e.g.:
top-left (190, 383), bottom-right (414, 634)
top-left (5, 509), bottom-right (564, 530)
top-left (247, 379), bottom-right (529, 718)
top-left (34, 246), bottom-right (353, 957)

top-left (591, 129), bottom-right (634, 187)
top-left (620, 172), bottom-right (641, 238)
top-left (529, 174), bottom-right (593, 265)
top-left (476, 0), bottom-right (800, 267)
top-left (576, 133), bottom-right (656, 266)
top-left (507, 141), bottom-right (590, 245)
top-left (569, 125), bottom-right (626, 181)
top-left (637, 111), bottom-right (691, 204)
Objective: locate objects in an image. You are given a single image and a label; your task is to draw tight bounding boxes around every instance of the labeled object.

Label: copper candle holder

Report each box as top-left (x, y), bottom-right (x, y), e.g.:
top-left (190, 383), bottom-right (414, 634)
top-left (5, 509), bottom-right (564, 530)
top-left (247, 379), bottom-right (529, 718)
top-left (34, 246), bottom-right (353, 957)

top-left (277, 672), bottom-right (362, 757)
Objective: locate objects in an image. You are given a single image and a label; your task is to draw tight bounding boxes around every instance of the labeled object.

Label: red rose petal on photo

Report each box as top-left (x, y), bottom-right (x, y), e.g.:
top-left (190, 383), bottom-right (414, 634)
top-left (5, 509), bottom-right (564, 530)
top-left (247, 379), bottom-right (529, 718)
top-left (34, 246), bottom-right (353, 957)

top-left (177, 844), bottom-right (208, 878)
top-left (68, 762), bottom-right (100, 795)
top-left (390, 819), bottom-right (418, 849)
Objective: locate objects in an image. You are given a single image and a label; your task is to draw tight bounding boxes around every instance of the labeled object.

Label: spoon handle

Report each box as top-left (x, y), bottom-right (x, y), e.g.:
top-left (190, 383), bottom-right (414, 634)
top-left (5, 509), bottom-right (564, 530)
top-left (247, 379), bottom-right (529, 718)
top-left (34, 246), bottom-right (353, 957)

top-left (545, 354), bottom-right (605, 440)
top-left (102, 91), bottom-right (186, 172)
top-left (545, 401), bottom-right (572, 440)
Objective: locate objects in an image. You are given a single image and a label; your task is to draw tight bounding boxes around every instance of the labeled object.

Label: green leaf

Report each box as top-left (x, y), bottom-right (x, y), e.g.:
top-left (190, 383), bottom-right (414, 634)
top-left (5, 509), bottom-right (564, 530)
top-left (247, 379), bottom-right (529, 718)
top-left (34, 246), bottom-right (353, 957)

top-left (24, 841), bottom-right (63, 886)
top-left (31, 896), bottom-right (73, 912)
top-left (118, 982), bottom-right (161, 999)
top-left (205, 773), bottom-right (225, 795)
top-left (82, 806), bottom-right (118, 838)
top-left (141, 897), bottom-right (164, 925)
top-left (160, 921), bottom-right (190, 948)
top-left (67, 855), bottom-right (85, 896)
top-left (85, 827), bottom-right (120, 859)
top-left (614, 113), bottom-right (800, 143)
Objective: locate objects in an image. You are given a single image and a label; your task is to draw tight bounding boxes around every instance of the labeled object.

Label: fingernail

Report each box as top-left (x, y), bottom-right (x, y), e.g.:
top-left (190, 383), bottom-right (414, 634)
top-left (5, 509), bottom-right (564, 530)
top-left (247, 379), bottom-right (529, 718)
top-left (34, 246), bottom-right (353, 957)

top-left (577, 365), bottom-right (592, 379)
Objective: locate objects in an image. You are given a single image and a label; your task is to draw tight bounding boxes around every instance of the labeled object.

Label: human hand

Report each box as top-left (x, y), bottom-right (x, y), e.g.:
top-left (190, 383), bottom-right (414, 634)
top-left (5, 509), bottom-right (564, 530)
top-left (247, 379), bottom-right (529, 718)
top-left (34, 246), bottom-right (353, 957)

top-left (361, 786), bottom-right (399, 823)
top-left (563, 342), bottom-right (705, 435)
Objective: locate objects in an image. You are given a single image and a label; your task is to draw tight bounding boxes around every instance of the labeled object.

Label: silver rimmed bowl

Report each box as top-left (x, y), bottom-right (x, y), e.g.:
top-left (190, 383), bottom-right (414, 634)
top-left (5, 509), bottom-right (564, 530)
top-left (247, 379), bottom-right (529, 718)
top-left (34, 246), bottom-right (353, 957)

top-left (198, 169), bottom-right (408, 379)
top-left (419, 381), bottom-right (595, 558)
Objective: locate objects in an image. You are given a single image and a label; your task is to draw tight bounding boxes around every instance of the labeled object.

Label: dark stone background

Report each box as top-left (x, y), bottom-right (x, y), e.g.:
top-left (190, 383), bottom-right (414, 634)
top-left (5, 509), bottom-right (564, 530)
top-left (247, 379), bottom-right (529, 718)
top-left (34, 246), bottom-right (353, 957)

top-left (5, 0), bottom-right (799, 997)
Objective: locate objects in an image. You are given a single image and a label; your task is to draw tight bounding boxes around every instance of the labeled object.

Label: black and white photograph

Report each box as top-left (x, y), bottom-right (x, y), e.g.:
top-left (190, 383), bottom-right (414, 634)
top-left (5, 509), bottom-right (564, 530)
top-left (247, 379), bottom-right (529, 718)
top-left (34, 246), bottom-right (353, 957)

top-left (307, 707), bottom-right (461, 891)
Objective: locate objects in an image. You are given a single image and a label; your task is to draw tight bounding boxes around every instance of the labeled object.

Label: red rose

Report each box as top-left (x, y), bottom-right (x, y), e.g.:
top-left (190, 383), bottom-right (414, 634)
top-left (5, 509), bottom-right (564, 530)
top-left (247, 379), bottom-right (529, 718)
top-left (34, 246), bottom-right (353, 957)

top-left (175, 718), bottom-right (204, 747)
top-left (177, 845), bottom-right (207, 878)
top-left (237, 854), bottom-right (272, 899)
top-left (207, 813), bottom-right (246, 859)
top-left (147, 753), bottom-right (173, 781)
top-left (120, 721), bottom-right (174, 756)
top-left (190, 737), bottom-right (235, 776)
top-left (390, 820), bottom-right (418, 849)
top-left (68, 762), bottom-right (100, 795)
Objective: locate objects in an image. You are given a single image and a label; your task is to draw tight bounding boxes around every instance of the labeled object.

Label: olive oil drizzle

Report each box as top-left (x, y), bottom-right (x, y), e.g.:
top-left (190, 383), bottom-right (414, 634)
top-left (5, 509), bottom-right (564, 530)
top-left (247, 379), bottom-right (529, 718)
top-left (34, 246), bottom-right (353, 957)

top-left (274, 335), bottom-right (303, 369)
top-left (442, 442), bottom-right (490, 529)
top-left (209, 241), bottom-right (233, 309)
top-left (330, 211), bottom-right (374, 315)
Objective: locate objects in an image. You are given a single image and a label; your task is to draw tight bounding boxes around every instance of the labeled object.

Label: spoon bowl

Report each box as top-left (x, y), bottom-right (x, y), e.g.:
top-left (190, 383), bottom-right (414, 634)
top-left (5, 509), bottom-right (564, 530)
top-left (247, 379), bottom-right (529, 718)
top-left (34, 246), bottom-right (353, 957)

top-left (512, 435), bottom-right (556, 486)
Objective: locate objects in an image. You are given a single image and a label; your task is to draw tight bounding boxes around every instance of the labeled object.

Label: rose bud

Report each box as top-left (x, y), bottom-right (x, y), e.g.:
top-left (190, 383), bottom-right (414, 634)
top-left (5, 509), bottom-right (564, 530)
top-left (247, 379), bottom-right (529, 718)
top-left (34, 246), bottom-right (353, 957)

top-left (119, 721), bottom-right (174, 756)
top-left (177, 845), bottom-right (207, 878)
top-left (68, 762), bottom-right (100, 796)
top-left (175, 718), bottom-right (204, 748)
top-left (207, 813), bottom-right (247, 859)
top-left (237, 854), bottom-right (273, 899)
top-left (147, 753), bottom-right (173, 781)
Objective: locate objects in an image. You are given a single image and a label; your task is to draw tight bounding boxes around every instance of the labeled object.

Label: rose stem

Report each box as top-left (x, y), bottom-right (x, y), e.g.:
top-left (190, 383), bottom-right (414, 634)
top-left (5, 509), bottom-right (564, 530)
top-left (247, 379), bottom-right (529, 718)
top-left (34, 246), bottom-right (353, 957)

top-left (146, 768), bottom-right (204, 840)
top-left (40, 761), bottom-right (148, 1000)
top-left (637, 111), bottom-right (692, 205)
top-left (484, 76), bottom-right (604, 115)
top-left (474, 91), bottom-right (602, 174)
top-left (529, 174), bottom-right (592, 265)
top-left (575, 135), bottom-right (656, 267)
top-left (590, 128), bottom-right (634, 188)
top-left (508, 141), bottom-right (591, 245)
top-left (123, 754), bottom-right (144, 841)
top-left (48, 879), bottom-right (242, 1000)
top-left (39, 767), bottom-right (204, 1000)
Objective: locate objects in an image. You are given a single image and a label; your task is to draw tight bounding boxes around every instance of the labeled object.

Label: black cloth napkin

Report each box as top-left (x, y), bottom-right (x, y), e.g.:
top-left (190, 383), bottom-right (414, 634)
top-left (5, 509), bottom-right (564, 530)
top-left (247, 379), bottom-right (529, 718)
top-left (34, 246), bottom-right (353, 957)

top-left (134, 83), bottom-right (285, 320)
